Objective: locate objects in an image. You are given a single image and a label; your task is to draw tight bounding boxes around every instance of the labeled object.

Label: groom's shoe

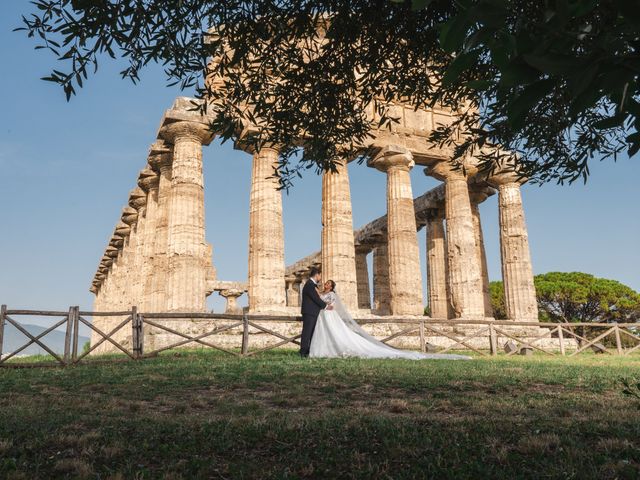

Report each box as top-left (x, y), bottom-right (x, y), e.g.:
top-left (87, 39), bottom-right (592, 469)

top-left (299, 352), bottom-right (309, 358)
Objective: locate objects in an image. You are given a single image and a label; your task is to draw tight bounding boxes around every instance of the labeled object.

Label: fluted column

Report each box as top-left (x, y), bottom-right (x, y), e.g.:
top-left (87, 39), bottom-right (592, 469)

top-left (246, 147), bottom-right (286, 312)
top-left (147, 147), bottom-right (173, 312)
top-left (372, 245), bottom-right (391, 315)
top-left (129, 187), bottom-right (147, 307)
top-left (488, 172), bottom-right (538, 321)
top-left (138, 169), bottom-right (160, 311)
top-left (160, 122), bottom-right (212, 312)
top-left (370, 146), bottom-right (423, 315)
top-left (321, 160), bottom-right (359, 311)
top-left (425, 209), bottom-right (451, 319)
top-left (120, 207), bottom-right (138, 309)
top-left (427, 161), bottom-right (485, 318)
top-left (355, 246), bottom-right (372, 310)
top-left (469, 188), bottom-right (493, 318)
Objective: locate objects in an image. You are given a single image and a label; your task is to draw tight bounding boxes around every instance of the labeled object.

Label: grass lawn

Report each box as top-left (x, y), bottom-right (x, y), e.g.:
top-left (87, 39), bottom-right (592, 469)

top-left (1, 350), bottom-right (639, 479)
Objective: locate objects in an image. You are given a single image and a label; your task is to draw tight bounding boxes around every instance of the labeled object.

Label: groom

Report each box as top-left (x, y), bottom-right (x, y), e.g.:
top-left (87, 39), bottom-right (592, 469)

top-left (299, 267), bottom-right (331, 357)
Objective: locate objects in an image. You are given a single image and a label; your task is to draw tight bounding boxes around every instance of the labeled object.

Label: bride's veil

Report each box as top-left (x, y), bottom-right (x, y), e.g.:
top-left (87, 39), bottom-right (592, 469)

top-left (332, 293), bottom-right (389, 346)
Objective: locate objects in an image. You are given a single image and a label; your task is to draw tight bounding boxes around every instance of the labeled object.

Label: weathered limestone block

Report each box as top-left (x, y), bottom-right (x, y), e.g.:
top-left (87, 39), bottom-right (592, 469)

top-left (160, 121), bottom-right (213, 312)
top-left (488, 170), bottom-right (538, 321)
top-left (425, 209), bottom-right (451, 319)
top-left (355, 246), bottom-right (372, 310)
top-left (321, 160), bottom-right (359, 311)
top-left (247, 147), bottom-right (286, 312)
top-left (426, 161), bottom-right (484, 318)
top-left (369, 145), bottom-right (424, 316)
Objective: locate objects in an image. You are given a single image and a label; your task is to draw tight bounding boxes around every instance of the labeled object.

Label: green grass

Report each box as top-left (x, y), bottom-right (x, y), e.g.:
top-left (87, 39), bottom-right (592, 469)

top-left (1, 351), bottom-right (640, 479)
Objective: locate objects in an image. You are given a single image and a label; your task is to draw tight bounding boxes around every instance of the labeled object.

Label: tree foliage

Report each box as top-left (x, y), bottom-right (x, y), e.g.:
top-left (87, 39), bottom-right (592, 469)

top-left (17, 0), bottom-right (640, 187)
top-left (490, 272), bottom-right (640, 322)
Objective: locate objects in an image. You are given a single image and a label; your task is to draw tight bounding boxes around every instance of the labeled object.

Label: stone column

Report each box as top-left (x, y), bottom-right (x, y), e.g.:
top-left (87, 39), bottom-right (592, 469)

top-left (370, 146), bottom-right (424, 316)
top-left (355, 246), bottom-right (372, 310)
top-left (285, 276), bottom-right (300, 308)
top-left (427, 162), bottom-right (485, 318)
top-left (425, 209), bottom-right (451, 319)
top-left (372, 245), bottom-right (391, 315)
top-left (469, 187), bottom-right (494, 318)
top-left (160, 121), bottom-right (212, 312)
top-left (220, 289), bottom-right (244, 314)
top-left (128, 187), bottom-right (147, 307)
top-left (321, 160), bottom-right (359, 310)
top-left (120, 207), bottom-right (138, 309)
top-left (488, 172), bottom-right (538, 321)
top-left (147, 146), bottom-right (173, 312)
top-left (138, 168), bottom-right (160, 311)
top-left (247, 147), bottom-right (286, 312)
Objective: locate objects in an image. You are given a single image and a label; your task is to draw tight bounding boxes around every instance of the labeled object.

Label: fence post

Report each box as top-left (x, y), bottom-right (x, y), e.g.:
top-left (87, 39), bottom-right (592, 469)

top-left (0, 305), bottom-right (6, 360)
top-left (131, 306), bottom-right (144, 359)
top-left (241, 313), bottom-right (249, 356)
top-left (71, 306), bottom-right (80, 363)
top-left (64, 306), bottom-right (74, 364)
top-left (614, 325), bottom-right (623, 355)
top-left (138, 311), bottom-right (145, 358)
top-left (558, 325), bottom-right (565, 356)
top-left (489, 323), bottom-right (498, 356)
top-left (419, 320), bottom-right (426, 353)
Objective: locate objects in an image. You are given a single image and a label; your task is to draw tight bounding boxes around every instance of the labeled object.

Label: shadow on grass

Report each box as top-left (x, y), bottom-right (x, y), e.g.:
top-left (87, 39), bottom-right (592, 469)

top-left (1, 350), bottom-right (639, 479)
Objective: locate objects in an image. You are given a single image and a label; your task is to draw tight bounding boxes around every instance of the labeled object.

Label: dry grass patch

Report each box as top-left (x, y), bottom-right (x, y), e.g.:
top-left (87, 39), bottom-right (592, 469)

top-left (52, 458), bottom-right (94, 478)
top-left (517, 433), bottom-right (562, 455)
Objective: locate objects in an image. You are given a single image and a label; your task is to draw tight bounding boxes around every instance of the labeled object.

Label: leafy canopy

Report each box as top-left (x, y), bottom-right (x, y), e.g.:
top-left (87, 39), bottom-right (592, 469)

top-left (17, 0), bottom-right (640, 187)
top-left (490, 272), bottom-right (640, 322)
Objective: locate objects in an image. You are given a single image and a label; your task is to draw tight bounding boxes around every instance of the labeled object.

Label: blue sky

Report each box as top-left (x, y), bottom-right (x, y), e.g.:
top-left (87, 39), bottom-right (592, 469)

top-left (1, 4), bottom-right (638, 322)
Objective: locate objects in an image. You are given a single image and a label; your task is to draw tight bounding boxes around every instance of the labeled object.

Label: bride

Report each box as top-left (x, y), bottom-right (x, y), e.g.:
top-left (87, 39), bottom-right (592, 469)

top-left (309, 280), bottom-right (471, 360)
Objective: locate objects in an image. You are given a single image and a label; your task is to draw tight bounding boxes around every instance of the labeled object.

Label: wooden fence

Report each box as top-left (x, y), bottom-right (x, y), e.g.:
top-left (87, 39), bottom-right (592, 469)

top-left (1, 305), bottom-right (639, 367)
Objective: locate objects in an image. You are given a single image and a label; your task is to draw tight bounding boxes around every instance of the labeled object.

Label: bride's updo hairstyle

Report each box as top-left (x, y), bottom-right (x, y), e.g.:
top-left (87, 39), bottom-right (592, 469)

top-left (327, 280), bottom-right (336, 292)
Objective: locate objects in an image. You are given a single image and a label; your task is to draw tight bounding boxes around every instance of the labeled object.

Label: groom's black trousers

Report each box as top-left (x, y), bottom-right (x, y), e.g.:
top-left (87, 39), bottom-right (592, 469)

top-left (300, 313), bottom-right (318, 356)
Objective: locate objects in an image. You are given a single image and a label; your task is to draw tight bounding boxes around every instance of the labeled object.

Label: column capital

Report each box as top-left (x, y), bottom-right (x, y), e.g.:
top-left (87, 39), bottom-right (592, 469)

top-left (425, 159), bottom-right (478, 182)
top-left (368, 145), bottom-right (414, 172)
top-left (159, 120), bottom-right (213, 145)
top-left (128, 187), bottom-right (147, 211)
top-left (121, 206), bottom-right (138, 226)
top-left (115, 221), bottom-right (130, 237)
top-left (220, 288), bottom-right (244, 299)
top-left (355, 244), bottom-right (372, 255)
top-left (487, 168), bottom-right (527, 188)
top-left (148, 141), bottom-right (173, 172)
top-left (138, 173), bottom-right (160, 193)
top-left (109, 236), bottom-right (124, 248)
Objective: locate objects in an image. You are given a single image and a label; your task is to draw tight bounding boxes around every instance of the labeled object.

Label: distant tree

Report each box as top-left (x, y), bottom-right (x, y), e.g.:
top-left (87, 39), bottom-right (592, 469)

top-left (491, 272), bottom-right (640, 323)
top-left (17, 1), bottom-right (640, 188)
top-left (489, 281), bottom-right (506, 320)
top-left (535, 272), bottom-right (640, 323)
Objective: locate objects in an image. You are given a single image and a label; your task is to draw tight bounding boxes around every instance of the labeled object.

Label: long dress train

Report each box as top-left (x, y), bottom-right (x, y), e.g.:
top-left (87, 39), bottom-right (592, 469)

top-left (309, 292), bottom-right (471, 360)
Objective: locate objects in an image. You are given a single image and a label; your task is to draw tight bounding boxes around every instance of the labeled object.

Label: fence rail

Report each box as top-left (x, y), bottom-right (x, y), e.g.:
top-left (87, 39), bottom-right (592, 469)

top-left (1, 305), bottom-right (639, 367)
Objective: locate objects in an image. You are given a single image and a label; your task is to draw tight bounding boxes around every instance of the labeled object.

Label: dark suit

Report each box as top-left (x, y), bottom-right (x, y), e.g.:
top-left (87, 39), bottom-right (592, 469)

top-left (300, 279), bottom-right (327, 356)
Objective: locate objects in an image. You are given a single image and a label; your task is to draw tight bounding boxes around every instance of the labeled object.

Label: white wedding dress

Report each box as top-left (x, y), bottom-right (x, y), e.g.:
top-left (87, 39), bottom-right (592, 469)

top-left (309, 291), bottom-right (471, 360)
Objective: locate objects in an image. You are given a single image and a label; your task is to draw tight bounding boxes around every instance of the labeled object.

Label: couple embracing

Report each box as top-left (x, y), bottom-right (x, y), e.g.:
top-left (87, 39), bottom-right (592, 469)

top-left (299, 267), bottom-right (470, 360)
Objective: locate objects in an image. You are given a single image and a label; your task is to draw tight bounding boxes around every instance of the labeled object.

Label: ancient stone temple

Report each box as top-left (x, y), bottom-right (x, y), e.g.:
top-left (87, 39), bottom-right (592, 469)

top-left (89, 95), bottom-right (538, 351)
